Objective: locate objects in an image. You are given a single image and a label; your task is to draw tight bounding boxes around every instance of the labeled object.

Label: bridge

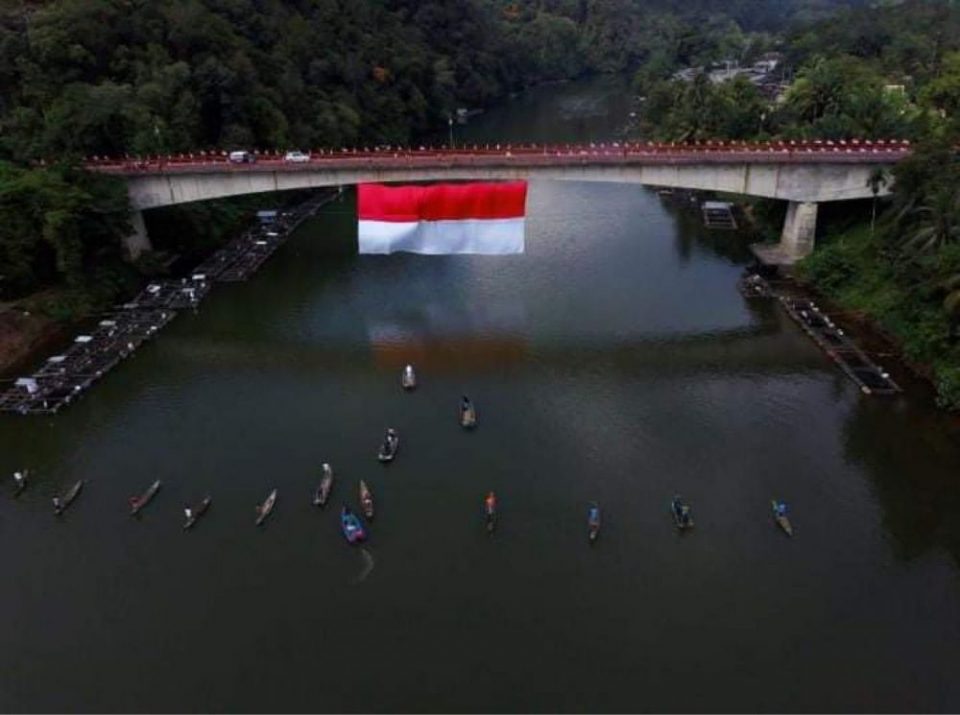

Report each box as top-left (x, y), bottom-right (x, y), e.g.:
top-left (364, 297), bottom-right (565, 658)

top-left (84, 139), bottom-right (911, 265)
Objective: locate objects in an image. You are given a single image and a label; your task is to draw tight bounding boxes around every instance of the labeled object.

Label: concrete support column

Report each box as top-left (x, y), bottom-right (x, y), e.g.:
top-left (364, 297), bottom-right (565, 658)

top-left (124, 209), bottom-right (152, 261)
top-left (780, 201), bottom-right (818, 262)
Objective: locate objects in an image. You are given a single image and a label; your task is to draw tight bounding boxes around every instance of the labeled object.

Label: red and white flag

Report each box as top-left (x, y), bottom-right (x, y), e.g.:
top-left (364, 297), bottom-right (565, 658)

top-left (358, 181), bottom-right (527, 255)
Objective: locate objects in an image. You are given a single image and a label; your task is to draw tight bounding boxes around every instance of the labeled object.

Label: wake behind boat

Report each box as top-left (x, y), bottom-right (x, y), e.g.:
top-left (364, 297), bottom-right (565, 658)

top-left (671, 495), bottom-right (694, 531)
top-left (401, 364), bottom-right (417, 390)
top-left (378, 428), bottom-right (399, 463)
top-left (255, 488), bottom-right (277, 526)
top-left (772, 499), bottom-right (793, 536)
top-left (53, 480), bottom-right (84, 516)
top-left (130, 479), bottom-right (161, 516)
top-left (359, 480), bottom-right (375, 520)
top-left (341, 505), bottom-right (367, 544)
top-left (313, 463), bottom-right (334, 507)
top-left (588, 502), bottom-right (601, 543)
top-left (459, 395), bottom-right (477, 429)
top-left (183, 496), bottom-right (212, 530)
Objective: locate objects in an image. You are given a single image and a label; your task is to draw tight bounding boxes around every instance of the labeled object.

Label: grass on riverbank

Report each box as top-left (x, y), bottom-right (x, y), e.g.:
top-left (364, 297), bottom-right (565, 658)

top-left (796, 223), bottom-right (960, 410)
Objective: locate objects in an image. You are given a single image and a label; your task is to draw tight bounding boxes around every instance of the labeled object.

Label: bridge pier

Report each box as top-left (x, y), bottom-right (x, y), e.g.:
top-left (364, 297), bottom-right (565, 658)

top-left (752, 201), bottom-right (818, 266)
top-left (124, 210), bottom-right (153, 261)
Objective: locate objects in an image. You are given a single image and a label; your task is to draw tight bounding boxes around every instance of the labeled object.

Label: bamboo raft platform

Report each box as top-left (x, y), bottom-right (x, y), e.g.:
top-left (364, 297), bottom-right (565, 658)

top-left (0, 310), bottom-right (176, 414)
top-left (702, 201), bottom-right (738, 230)
top-left (0, 191), bottom-right (335, 416)
top-left (195, 192), bottom-right (336, 282)
top-left (778, 295), bottom-right (900, 395)
top-left (120, 276), bottom-right (212, 311)
top-left (738, 272), bottom-right (900, 395)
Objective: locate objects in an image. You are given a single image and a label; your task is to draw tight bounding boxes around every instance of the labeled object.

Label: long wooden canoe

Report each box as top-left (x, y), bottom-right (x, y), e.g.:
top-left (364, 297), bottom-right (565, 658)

top-left (255, 488), bottom-right (277, 526)
top-left (183, 496), bottom-right (212, 530)
top-left (130, 479), bottom-right (162, 516)
top-left (53, 480), bottom-right (84, 516)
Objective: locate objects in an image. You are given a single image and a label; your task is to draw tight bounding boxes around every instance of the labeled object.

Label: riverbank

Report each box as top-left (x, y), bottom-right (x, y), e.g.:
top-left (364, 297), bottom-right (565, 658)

top-left (0, 305), bottom-right (61, 377)
top-left (795, 223), bottom-right (960, 410)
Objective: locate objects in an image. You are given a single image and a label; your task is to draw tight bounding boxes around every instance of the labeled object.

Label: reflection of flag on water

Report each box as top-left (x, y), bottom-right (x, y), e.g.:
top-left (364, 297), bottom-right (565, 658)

top-left (358, 182), bottom-right (527, 255)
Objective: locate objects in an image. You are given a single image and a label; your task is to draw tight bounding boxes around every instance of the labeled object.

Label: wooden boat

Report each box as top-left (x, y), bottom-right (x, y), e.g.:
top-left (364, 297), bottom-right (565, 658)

top-left (588, 502), bottom-right (601, 543)
top-left (484, 491), bottom-right (497, 533)
top-left (401, 364), bottom-right (417, 390)
top-left (183, 496), bottom-right (212, 530)
top-left (12, 469), bottom-right (28, 497)
top-left (459, 396), bottom-right (477, 429)
top-left (313, 463), bottom-right (334, 507)
top-left (340, 505), bottom-right (366, 544)
top-left (378, 429), bottom-right (399, 463)
top-left (771, 499), bottom-right (793, 536)
top-left (255, 488), bottom-right (277, 526)
top-left (359, 480), bottom-right (375, 520)
top-left (129, 479), bottom-right (161, 516)
top-left (53, 480), bottom-right (84, 516)
top-left (671, 495), bottom-right (694, 530)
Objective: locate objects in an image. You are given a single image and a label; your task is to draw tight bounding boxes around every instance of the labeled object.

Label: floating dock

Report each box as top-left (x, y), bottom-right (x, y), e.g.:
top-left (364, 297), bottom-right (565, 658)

top-left (702, 201), bottom-right (738, 230)
top-left (738, 272), bottom-right (900, 396)
top-left (778, 293), bottom-right (900, 395)
top-left (194, 192), bottom-right (335, 282)
top-left (0, 190), bottom-right (336, 415)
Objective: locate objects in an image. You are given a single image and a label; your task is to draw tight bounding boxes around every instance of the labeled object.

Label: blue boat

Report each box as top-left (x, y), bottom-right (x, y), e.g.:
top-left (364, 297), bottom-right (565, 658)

top-left (341, 505), bottom-right (367, 544)
top-left (588, 502), bottom-right (601, 543)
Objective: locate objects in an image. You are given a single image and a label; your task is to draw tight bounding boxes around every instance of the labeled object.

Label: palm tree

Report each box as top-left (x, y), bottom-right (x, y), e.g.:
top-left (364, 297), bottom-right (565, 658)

top-left (900, 186), bottom-right (960, 256)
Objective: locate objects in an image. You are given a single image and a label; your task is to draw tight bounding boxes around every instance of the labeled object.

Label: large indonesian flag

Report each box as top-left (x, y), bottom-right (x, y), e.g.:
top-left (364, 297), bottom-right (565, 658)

top-left (358, 181), bottom-right (527, 255)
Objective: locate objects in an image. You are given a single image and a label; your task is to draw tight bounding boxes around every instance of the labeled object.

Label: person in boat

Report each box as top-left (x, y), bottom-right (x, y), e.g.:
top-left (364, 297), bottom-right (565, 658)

top-left (184, 507), bottom-right (193, 521)
top-left (775, 501), bottom-right (788, 518)
top-left (461, 395), bottom-right (471, 410)
top-left (52, 496), bottom-right (61, 511)
top-left (13, 471), bottom-right (23, 485)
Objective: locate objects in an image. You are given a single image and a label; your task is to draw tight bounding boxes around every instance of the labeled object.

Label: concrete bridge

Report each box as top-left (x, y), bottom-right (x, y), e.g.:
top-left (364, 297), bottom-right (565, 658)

top-left (85, 140), bottom-right (910, 264)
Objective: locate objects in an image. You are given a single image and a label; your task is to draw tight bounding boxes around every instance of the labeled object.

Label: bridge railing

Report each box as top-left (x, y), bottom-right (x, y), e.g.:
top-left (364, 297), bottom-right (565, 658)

top-left (81, 139), bottom-right (912, 174)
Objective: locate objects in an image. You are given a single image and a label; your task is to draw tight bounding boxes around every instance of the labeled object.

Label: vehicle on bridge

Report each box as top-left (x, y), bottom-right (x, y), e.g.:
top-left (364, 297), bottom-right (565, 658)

top-left (228, 150), bottom-right (256, 164)
top-left (283, 150), bottom-right (310, 163)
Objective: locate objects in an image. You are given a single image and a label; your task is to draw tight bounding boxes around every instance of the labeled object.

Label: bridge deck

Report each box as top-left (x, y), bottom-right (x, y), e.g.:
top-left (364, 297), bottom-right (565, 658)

top-left (82, 140), bottom-right (910, 176)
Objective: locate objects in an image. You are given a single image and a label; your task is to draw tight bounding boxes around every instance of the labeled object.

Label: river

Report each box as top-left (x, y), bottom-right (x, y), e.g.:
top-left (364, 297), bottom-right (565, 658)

top-left (1, 76), bottom-right (960, 712)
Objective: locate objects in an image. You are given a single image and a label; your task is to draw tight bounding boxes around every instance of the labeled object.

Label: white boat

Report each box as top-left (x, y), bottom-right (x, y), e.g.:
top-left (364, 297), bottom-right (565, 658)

top-left (313, 463), bottom-right (334, 507)
top-left (459, 396), bottom-right (477, 429)
top-left (401, 364), bottom-right (417, 390)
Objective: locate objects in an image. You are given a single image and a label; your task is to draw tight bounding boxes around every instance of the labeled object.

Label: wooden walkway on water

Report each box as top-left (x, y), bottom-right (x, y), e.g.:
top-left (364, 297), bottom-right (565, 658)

top-left (0, 191), bottom-right (338, 415)
top-left (738, 273), bottom-right (901, 396)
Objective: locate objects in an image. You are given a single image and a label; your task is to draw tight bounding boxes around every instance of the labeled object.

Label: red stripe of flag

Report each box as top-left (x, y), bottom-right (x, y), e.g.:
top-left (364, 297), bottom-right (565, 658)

top-left (358, 182), bottom-right (527, 222)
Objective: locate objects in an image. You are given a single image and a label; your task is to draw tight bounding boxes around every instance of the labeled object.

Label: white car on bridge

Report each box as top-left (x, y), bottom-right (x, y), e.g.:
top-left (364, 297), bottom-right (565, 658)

top-left (284, 151), bottom-right (311, 163)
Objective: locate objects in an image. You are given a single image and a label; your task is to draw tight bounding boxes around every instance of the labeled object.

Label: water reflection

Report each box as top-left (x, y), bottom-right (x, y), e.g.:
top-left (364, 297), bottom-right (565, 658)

top-left (842, 397), bottom-right (960, 566)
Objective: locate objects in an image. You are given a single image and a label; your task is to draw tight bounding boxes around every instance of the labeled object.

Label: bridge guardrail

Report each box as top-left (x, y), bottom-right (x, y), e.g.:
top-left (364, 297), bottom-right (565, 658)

top-left (83, 139), bottom-right (912, 175)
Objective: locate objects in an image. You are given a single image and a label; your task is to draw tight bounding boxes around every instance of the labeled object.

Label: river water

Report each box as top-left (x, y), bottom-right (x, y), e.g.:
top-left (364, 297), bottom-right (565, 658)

top-left (2, 76), bottom-right (960, 712)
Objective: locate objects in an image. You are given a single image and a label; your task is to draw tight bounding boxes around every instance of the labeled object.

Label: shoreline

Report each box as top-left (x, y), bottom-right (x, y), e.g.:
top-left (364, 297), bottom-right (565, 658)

top-left (0, 307), bottom-right (67, 380)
